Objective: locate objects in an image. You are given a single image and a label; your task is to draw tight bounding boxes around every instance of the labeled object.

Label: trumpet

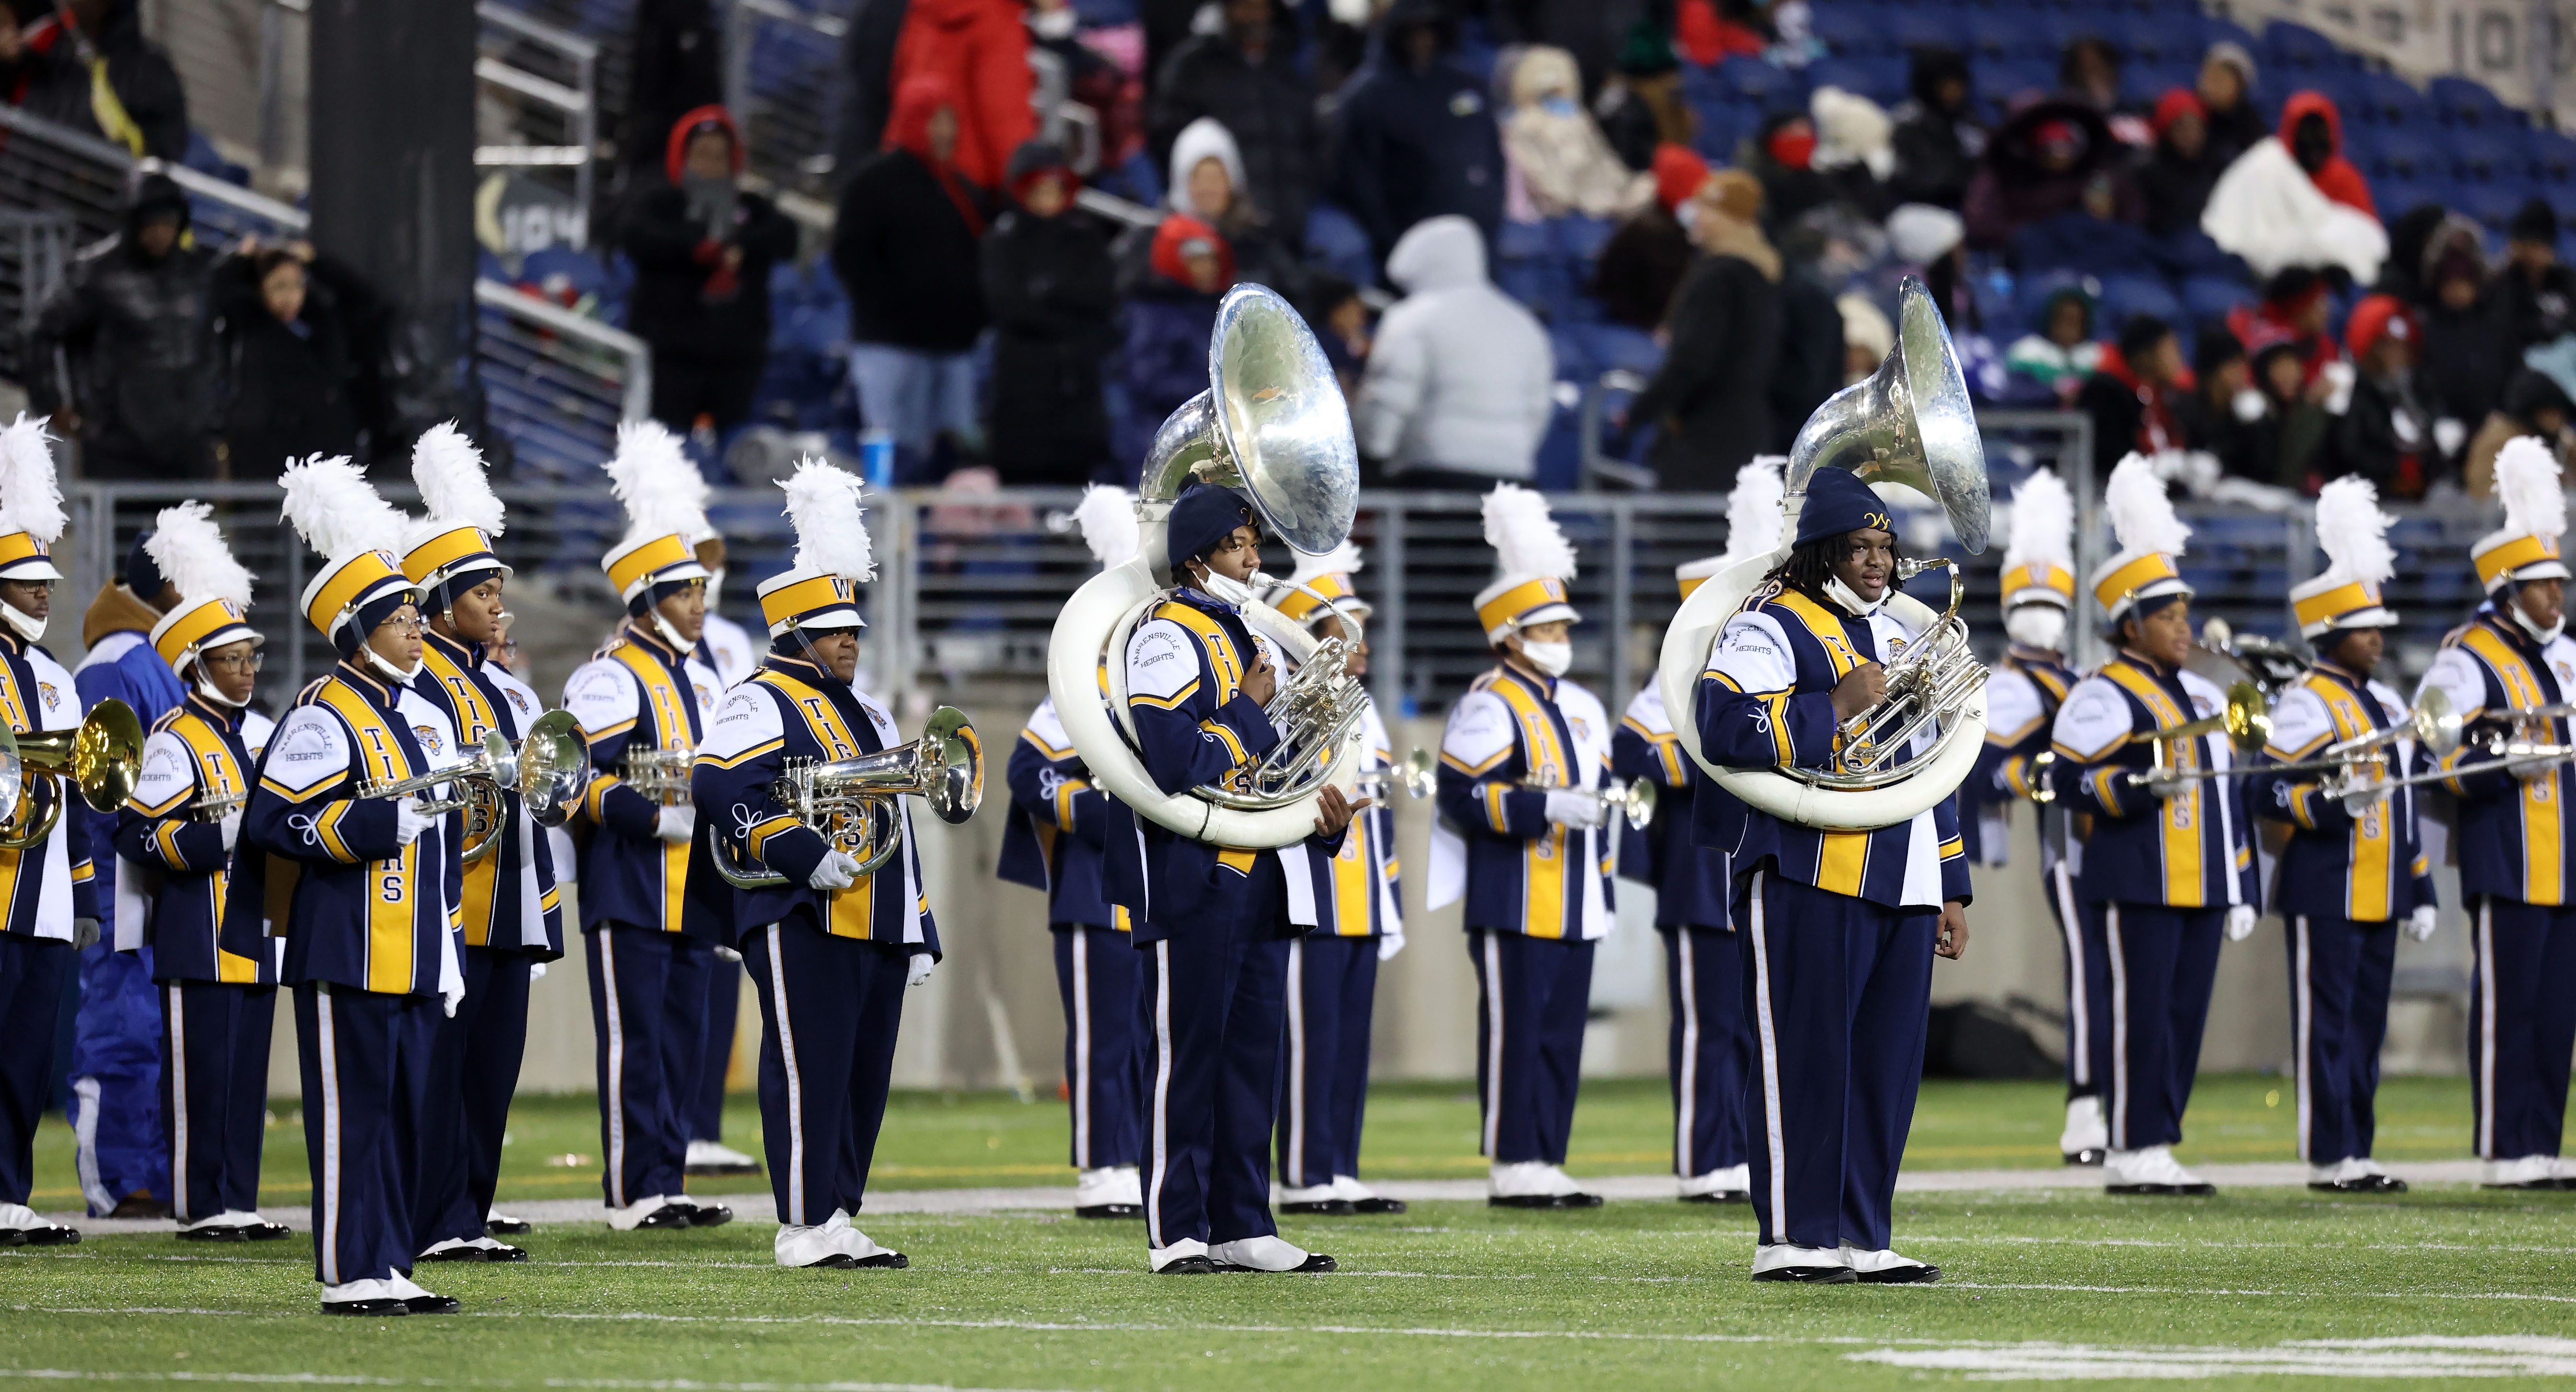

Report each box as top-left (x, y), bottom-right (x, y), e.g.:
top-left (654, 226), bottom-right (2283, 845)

top-left (1533, 776), bottom-right (1657, 829)
top-left (0, 700), bottom-right (145, 850)
top-left (2316, 725), bottom-right (2576, 801)
top-left (355, 710), bottom-right (591, 864)
top-left (621, 747), bottom-right (694, 806)
top-left (189, 788), bottom-right (248, 823)
top-left (712, 706), bottom-right (983, 890)
top-left (1354, 748), bottom-right (1437, 802)
top-left (2118, 682), bottom-right (2272, 789)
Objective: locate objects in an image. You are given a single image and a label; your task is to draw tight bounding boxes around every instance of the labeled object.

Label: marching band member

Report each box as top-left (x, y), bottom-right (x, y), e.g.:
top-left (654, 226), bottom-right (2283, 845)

top-left (1000, 485), bottom-right (1145, 1219)
top-left (691, 460), bottom-right (936, 1270)
top-left (2050, 456), bottom-right (2259, 1199)
top-left (563, 421), bottom-right (729, 1232)
top-left (1696, 468), bottom-right (1969, 1284)
top-left (249, 457), bottom-right (464, 1315)
top-left (1613, 459), bottom-right (1778, 1206)
top-left (1104, 482), bottom-right (1358, 1274)
top-left (2416, 437), bottom-right (2576, 1191)
top-left (0, 417), bottom-right (96, 1250)
top-left (399, 425), bottom-right (566, 1261)
top-left (684, 527), bottom-right (761, 1180)
top-left (2252, 477), bottom-right (2432, 1196)
top-left (1265, 541), bottom-right (1407, 1218)
top-left (114, 504), bottom-right (287, 1242)
top-left (1434, 484), bottom-right (1616, 1212)
top-left (1968, 469), bottom-right (2099, 1165)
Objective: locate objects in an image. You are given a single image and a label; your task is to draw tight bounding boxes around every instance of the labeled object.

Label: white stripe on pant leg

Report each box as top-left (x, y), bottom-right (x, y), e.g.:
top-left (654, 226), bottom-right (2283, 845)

top-left (1071, 930), bottom-right (1092, 1171)
top-left (317, 991), bottom-right (341, 1287)
top-left (2054, 862), bottom-right (2089, 1087)
top-left (765, 925), bottom-right (805, 1225)
top-left (1147, 941), bottom-right (1173, 1250)
top-left (167, 985), bottom-right (190, 1223)
top-left (1481, 932), bottom-right (1506, 1159)
top-left (2293, 916), bottom-right (2314, 1163)
top-left (1747, 871), bottom-right (1788, 1233)
top-left (2106, 906), bottom-right (2129, 1154)
top-left (1284, 939), bottom-right (1308, 1188)
top-left (2477, 901), bottom-right (2497, 1158)
top-left (599, 933), bottom-right (627, 1208)
top-left (1675, 932), bottom-right (1698, 1179)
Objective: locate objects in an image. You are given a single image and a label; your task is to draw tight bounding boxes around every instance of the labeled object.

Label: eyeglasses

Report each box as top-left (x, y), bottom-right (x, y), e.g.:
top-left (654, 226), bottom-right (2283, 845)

top-left (201, 651), bottom-right (263, 673)
top-left (379, 615), bottom-right (429, 636)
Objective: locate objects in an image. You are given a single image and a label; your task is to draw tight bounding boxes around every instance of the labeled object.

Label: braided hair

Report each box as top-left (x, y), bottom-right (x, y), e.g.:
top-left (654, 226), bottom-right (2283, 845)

top-left (1774, 530), bottom-right (1892, 608)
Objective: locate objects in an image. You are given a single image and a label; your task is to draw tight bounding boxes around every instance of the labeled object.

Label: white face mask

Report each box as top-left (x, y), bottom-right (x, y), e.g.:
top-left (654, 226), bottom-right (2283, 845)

top-left (1517, 639), bottom-right (1572, 677)
top-left (1823, 575), bottom-right (1885, 615)
top-left (2004, 602), bottom-right (2067, 653)
top-left (2512, 595), bottom-right (2565, 646)
top-left (1198, 566), bottom-right (1264, 608)
top-left (361, 646), bottom-right (421, 684)
top-left (0, 601), bottom-right (43, 643)
top-left (653, 611), bottom-right (697, 653)
top-left (193, 672), bottom-right (250, 709)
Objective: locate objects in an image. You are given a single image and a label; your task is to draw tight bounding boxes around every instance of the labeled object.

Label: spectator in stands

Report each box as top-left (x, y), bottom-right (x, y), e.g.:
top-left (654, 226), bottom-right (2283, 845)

top-left (1304, 272), bottom-right (1371, 397)
top-left (1591, 145), bottom-right (1704, 332)
top-left (1116, 213), bottom-right (1233, 464)
top-left (1331, 0), bottom-right (1506, 262)
top-left (1769, 232), bottom-right (1847, 450)
top-left (2003, 283), bottom-right (2102, 405)
top-left (2196, 41), bottom-right (2265, 167)
top-left (2202, 89), bottom-right (2383, 283)
top-left (833, 0), bottom-right (910, 177)
top-left (1738, 109), bottom-right (1834, 227)
top-left (980, 141), bottom-right (1118, 486)
top-left (2465, 369), bottom-right (2575, 496)
top-left (2012, 171), bottom-right (2153, 280)
top-left (624, 107), bottom-right (800, 436)
top-left (1147, 116), bottom-right (1297, 295)
top-left (2415, 213), bottom-right (2510, 434)
top-left (1026, 0), bottom-right (1130, 166)
top-left (2056, 37), bottom-right (2132, 126)
top-left (1810, 86), bottom-right (1895, 222)
top-left (2376, 203), bottom-right (2445, 302)
top-left (1149, 0), bottom-right (1322, 249)
top-left (2245, 327), bottom-right (2333, 491)
top-left (1626, 170), bottom-right (1784, 489)
top-left (30, 173), bottom-right (216, 478)
top-left (2227, 267), bottom-right (2340, 393)
top-left (2500, 198), bottom-right (2576, 360)
top-left (2139, 89), bottom-right (2224, 240)
top-left (0, 0), bottom-right (96, 134)
top-left (835, 74), bottom-right (993, 465)
top-left (2184, 330), bottom-right (2260, 480)
top-left (621, 0), bottom-right (724, 176)
top-left (20, 0), bottom-right (183, 159)
top-left (1888, 46), bottom-right (1985, 211)
top-left (1353, 214), bottom-right (1552, 487)
top-left (2330, 294), bottom-right (2442, 498)
top-left (212, 240), bottom-right (363, 477)
top-left (1886, 200), bottom-right (1970, 322)
top-left (1593, 24), bottom-right (1691, 173)
top-left (890, 0), bottom-right (1034, 189)
top-left (1963, 102), bottom-right (2137, 250)
top-left (1500, 46), bottom-right (1652, 221)
top-left (1838, 291), bottom-right (1892, 383)
top-left (2078, 314), bottom-right (2189, 476)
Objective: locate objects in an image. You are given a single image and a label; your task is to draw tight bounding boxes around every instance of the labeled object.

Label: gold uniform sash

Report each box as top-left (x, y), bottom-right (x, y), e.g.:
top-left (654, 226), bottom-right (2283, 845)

top-left (613, 642), bottom-right (698, 932)
top-left (168, 712), bottom-right (261, 982)
top-left (313, 683), bottom-right (428, 992)
top-left (2459, 626), bottom-right (2565, 904)
top-left (2103, 662), bottom-right (2211, 907)
top-left (754, 669), bottom-right (928, 938)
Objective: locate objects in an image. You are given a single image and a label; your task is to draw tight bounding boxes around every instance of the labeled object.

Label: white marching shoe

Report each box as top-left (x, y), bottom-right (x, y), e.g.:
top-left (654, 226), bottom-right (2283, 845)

top-left (1209, 1234), bottom-right (1335, 1273)
top-left (2103, 1145), bottom-right (2216, 1195)
top-left (1074, 1165), bottom-right (1144, 1218)
top-left (775, 1209), bottom-right (906, 1269)
top-left (2483, 1154), bottom-right (2564, 1190)
top-left (604, 1193), bottom-right (694, 1230)
top-left (1679, 1163), bottom-right (1751, 1203)
top-left (1331, 1174), bottom-right (1406, 1214)
top-left (2060, 1096), bottom-right (2108, 1164)
top-left (684, 1139), bottom-right (762, 1175)
top-left (1751, 1242), bottom-right (1854, 1283)
top-left (1840, 1244), bottom-right (1942, 1284)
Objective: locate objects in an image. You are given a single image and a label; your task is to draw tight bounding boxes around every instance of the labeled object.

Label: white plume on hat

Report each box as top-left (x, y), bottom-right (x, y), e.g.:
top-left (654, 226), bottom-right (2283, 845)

top-left (1482, 482), bottom-right (1577, 581)
top-left (408, 421), bottom-right (505, 546)
top-left (780, 457), bottom-right (875, 582)
top-left (2104, 453), bottom-right (2190, 558)
top-left (1723, 456), bottom-right (1786, 562)
top-left (605, 419), bottom-right (712, 545)
top-left (280, 454), bottom-right (405, 559)
top-left (2495, 436), bottom-right (2566, 545)
top-left (2312, 476), bottom-right (2395, 588)
top-left (2003, 468), bottom-right (2075, 575)
top-left (0, 414), bottom-right (66, 545)
top-left (1288, 539), bottom-right (1361, 584)
top-left (1072, 484), bottom-right (1140, 570)
top-left (143, 501), bottom-right (253, 607)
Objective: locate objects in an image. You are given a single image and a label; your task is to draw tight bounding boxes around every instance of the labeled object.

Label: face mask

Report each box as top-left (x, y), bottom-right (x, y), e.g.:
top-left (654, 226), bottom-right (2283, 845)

top-left (1674, 199), bottom-right (1701, 232)
top-left (362, 646), bottom-right (421, 684)
top-left (2232, 387), bottom-right (2269, 423)
top-left (1824, 575), bottom-right (1885, 616)
top-left (653, 611), bottom-right (697, 653)
top-left (1199, 567), bottom-right (1262, 608)
top-left (2512, 593), bottom-right (2565, 645)
top-left (1539, 94), bottom-right (1578, 117)
top-left (1767, 128), bottom-right (1817, 171)
top-left (1518, 639), bottom-right (1572, 677)
top-left (2005, 603), bottom-right (2067, 652)
top-left (0, 601), bottom-right (43, 643)
top-left (193, 672), bottom-right (250, 709)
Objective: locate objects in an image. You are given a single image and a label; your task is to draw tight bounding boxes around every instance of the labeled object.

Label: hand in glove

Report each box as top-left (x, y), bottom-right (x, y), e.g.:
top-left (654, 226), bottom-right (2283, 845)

top-left (714, 944), bottom-right (743, 963)
top-left (1377, 931), bottom-right (1407, 963)
top-left (2225, 905), bottom-right (2258, 942)
top-left (218, 809), bottom-right (243, 852)
top-left (654, 804), bottom-right (697, 843)
top-left (2142, 771), bottom-right (2192, 802)
top-left (807, 849), bottom-right (864, 891)
top-left (1544, 790), bottom-right (1605, 828)
top-left (71, 917), bottom-right (99, 950)
top-left (2338, 776), bottom-right (2389, 819)
top-left (906, 953), bottom-right (936, 988)
top-left (395, 799), bottom-right (435, 847)
top-left (2406, 905), bottom-right (2440, 942)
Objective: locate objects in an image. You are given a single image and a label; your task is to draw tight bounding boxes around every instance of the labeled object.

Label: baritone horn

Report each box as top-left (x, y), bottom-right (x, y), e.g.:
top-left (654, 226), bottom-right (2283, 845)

top-left (0, 698), bottom-right (145, 849)
top-left (712, 706), bottom-right (983, 889)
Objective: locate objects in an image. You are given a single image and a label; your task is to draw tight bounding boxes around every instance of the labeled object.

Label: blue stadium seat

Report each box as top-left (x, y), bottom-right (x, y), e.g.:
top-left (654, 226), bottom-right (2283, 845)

top-left (1963, 11), bottom-right (2034, 63)
top-left (1813, 3), bottom-right (1892, 53)
top-left (1718, 54), bottom-right (1803, 107)
top-left (2097, 272), bottom-right (2184, 337)
top-left (1305, 204), bottom-right (1377, 290)
top-left (2261, 20), bottom-right (2349, 74)
top-left (2532, 129), bottom-right (2576, 185)
top-left (1549, 214), bottom-right (1616, 264)
top-left (2346, 71), bottom-right (2430, 128)
top-left (2181, 274), bottom-right (2252, 328)
top-left (2454, 128), bottom-right (2530, 184)
top-left (2459, 181), bottom-right (2529, 233)
top-left (2430, 74), bottom-right (2520, 128)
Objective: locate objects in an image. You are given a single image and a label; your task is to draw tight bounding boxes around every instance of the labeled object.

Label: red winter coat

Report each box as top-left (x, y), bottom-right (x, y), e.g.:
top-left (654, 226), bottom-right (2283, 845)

top-left (2279, 90), bottom-right (2375, 219)
top-left (890, 0), bottom-right (1036, 191)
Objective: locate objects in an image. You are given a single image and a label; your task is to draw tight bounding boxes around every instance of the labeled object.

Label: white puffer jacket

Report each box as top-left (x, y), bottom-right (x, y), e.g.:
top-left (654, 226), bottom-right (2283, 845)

top-left (1354, 215), bottom-right (1555, 481)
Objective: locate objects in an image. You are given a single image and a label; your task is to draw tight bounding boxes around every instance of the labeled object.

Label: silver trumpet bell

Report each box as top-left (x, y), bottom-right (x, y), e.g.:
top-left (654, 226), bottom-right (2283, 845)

top-left (713, 706), bottom-right (984, 890)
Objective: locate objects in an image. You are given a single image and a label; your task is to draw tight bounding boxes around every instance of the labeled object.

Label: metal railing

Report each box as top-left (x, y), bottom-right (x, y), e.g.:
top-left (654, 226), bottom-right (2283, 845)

top-left (473, 278), bottom-right (652, 477)
top-left (476, 0), bottom-right (600, 236)
top-left (722, 0), bottom-right (847, 198)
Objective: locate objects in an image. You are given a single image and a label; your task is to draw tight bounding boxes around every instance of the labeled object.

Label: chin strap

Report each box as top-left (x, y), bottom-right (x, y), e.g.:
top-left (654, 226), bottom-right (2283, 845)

top-left (0, 601), bottom-right (44, 643)
top-left (2512, 603), bottom-right (2566, 646)
top-left (651, 612), bottom-right (695, 653)
top-left (1823, 576), bottom-right (1886, 616)
top-left (193, 674), bottom-right (249, 708)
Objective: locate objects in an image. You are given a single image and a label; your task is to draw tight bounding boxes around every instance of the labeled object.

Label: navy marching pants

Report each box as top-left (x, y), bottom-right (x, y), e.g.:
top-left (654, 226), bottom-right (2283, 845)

top-left (1660, 925), bottom-right (1749, 1180)
top-left (2468, 896), bottom-right (2576, 1160)
top-left (1735, 870), bottom-right (1933, 1253)
top-left (1139, 860), bottom-right (1293, 1251)
top-left (1053, 923), bottom-right (1144, 1171)
top-left (294, 984), bottom-right (437, 1286)
top-left (2089, 901), bottom-right (2223, 1153)
top-left (1468, 927), bottom-right (1595, 1166)
top-left (691, 954), bottom-right (742, 1141)
top-left (159, 980), bottom-right (276, 1223)
top-left (2051, 860), bottom-right (2105, 1103)
top-left (2286, 914), bottom-right (2398, 1166)
top-left (413, 949), bottom-right (531, 1248)
top-left (584, 924), bottom-right (714, 1206)
top-left (1277, 932), bottom-right (1380, 1188)
top-left (743, 920), bottom-right (908, 1225)
top-left (0, 934), bottom-right (71, 1207)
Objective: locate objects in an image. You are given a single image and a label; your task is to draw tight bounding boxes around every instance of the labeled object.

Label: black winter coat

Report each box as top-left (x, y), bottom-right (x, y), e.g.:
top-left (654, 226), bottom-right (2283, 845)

top-left (622, 183), bottom-right (801, 363)
top-left (2331, 371), bottom-right (2447, 498)
top-left (212, 253), bottom-right (362, 476)
top-left (2137, 143), bottom-right (2226, 240)
top-left (27, 4), bottom-right (186, 159)
top-left (1888, 105), bottom-right (1982, 210)
top-left (1149, 35), bottom-right (1321, 248)
top-left (2419, 292), bottom-right (2513, 429)
top-left (1768, 267), bottom-right (1844, 453)
top-left (30, 236), bottom-right (218, 473)
top-left (1627, 253), bottom-right (1781, 491)
top-left (1330, 52), bottom-right (1504, 259)
top-left (831, 0), bottom-right (910, 179)
top-left (980, 208), bottom-right (1119, 484)
top-left (832, 148), bottom-right (990, 352)
top-left (1590, 204), bottom-right (1691, 330)
top-left (2500, 262), bottom-right (2576, 358)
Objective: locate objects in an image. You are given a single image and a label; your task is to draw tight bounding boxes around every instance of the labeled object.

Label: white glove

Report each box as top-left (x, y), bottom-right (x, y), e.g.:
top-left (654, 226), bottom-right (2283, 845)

top-left (2225, 905), bottom-right (2258, 942)
top-left (1377, 931), bottom-right (1406, 963)
top-left (2143, 772), bottom-right (2192, 802)
top-left (807, 849), bottom-right (864, 891)
top-left (442, 980), bottom-right (464, 1018)
top-left (218, 809), bottom-right (243, 852)
top-left (2515, 754), bottom-right (2553, 783)
top-left (2406, 905), bottom-right (2440, 942)
top-left (1544, 790), bottom-right (1605, 828)
top-left (395, 799), bottom-right (434, 847)
top-left (713, 944), bottom-right (743, 962)
top-left (906, 953), bottom-right (936, 987)
top-left (654, 804), bottom-right (696, 843)
top-left (527, 962), bottom-right (548, 981)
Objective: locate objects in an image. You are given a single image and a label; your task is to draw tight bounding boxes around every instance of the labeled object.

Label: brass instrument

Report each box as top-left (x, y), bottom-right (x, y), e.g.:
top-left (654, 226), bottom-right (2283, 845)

top-left (712, 706), bottom-right (983, 890)
top-left (2118, 681), bottom-right (2272, 789)
top-left (354, 709), bottom-right (591, 863)
top-left (2026, 748), bottom-right (2058, 805)
top-left (189, 788), bottom-right (248, 823)
top-left (2191, 617), bottom-right (2309, 699)
top-left (2311, 693), bottom-right (2576, 799)
top-left (1530, 775), bottom-right (1657, 830)
top-left (0, 700), bottom-right (145, 850)
top-left (1825, 556), bottom-right (1985, 782)
top-left (621, 747), bottom-right (695, 806)
top-left (1355, 748), bottom-right (1437, 803)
